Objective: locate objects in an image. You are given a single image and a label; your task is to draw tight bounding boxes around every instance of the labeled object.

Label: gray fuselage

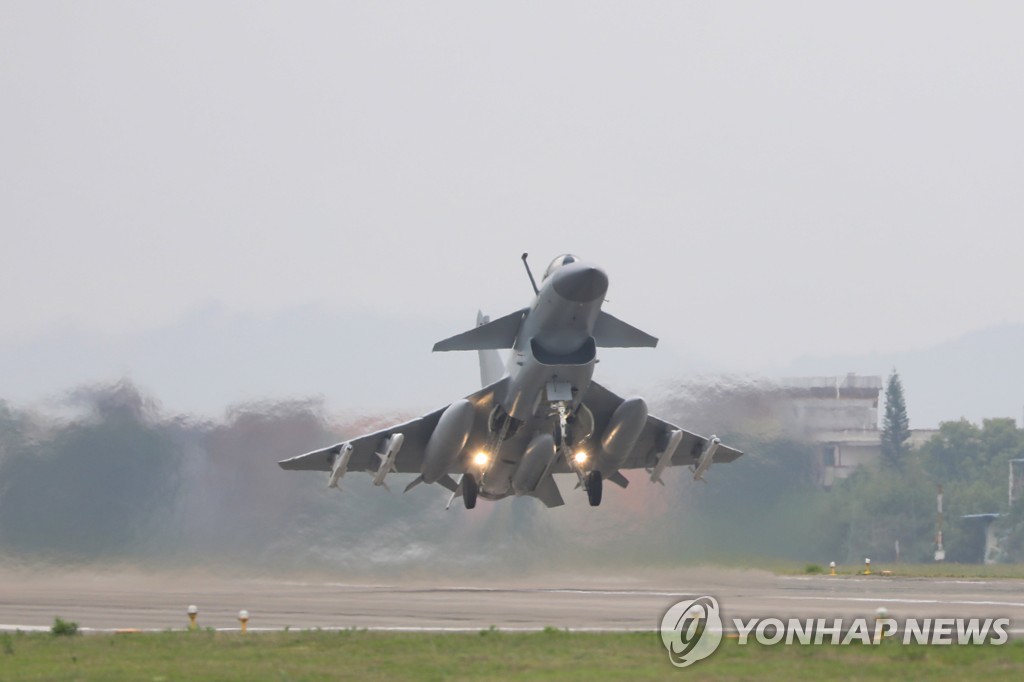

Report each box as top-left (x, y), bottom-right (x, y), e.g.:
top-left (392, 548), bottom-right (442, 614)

top-left (480, 259), bottom-right (609, 500)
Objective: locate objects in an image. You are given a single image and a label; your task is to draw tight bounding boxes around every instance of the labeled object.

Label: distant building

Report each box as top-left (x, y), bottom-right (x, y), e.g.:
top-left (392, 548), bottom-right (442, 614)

top-left (958, 461), bottom-right (1024, 564)
top-left (1010, 459), bottom-right (1024, 507)
top-left (775, 374), bottom-right (937, 488)
top-left (961, 513), bottom-right (1003, 564)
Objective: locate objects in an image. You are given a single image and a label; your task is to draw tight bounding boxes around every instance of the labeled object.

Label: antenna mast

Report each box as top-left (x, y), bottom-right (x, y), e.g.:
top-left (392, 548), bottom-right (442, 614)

top-left (521, 253), bottom-right (539, 295)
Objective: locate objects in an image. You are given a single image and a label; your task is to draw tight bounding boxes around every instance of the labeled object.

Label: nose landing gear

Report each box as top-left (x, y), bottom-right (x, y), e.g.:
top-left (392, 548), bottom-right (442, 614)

top-left (554, 400), bottom-right (603, 507)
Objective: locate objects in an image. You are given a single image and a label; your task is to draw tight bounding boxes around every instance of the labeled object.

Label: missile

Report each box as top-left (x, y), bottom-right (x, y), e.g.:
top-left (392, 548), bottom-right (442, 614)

top-left (327, 442), bottom-right (354, 489)
top-left (648, 429), bottom-right (683, 485)
top-left (692, 436), bottom-right (720, 482)
top-left (372, 433), bottom-right (405, 489)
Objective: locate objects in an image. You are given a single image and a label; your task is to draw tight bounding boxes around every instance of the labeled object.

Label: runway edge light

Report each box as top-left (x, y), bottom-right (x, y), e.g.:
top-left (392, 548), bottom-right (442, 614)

top-left (873, 607), bottom-right (893, 643)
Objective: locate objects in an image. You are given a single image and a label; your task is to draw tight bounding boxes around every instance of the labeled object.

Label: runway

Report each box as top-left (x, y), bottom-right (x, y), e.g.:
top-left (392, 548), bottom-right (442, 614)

top-left (1, 566), bottom-right (1022, 633)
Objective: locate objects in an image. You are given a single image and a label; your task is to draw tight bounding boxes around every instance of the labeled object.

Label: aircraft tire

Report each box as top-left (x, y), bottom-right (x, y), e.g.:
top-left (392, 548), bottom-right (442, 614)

top-left (463, 474), bottom-right (478, 509)
top-left (586, 471), bottom-right (603, 507)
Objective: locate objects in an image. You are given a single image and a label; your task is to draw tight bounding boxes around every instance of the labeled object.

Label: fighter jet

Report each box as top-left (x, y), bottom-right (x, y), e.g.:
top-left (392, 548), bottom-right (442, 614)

top-left (279, 254), bottom-right (743, 508)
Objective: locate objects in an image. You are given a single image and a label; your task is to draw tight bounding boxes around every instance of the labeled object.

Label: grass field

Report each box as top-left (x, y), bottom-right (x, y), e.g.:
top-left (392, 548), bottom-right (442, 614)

top-left (2, 630), bottom-right (1023, 681)
top-left (767, 561), bottom-right (1024, 579)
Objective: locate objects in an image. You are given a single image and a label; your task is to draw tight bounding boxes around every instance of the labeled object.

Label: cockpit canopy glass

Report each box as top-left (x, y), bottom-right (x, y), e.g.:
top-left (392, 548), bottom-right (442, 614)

top-left (542, 254), bottom-right (579, 281)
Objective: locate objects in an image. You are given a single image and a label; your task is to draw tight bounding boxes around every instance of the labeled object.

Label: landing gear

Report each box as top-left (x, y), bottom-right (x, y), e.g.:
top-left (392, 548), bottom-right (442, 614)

top-left (463, 474), bottom-right (479, 509)
top-left (553, 399), bottom-right (603, 507)
top-left (488, 405), bottom-right (522, 441)
top-left (586, 470), bottom-right (603, 507)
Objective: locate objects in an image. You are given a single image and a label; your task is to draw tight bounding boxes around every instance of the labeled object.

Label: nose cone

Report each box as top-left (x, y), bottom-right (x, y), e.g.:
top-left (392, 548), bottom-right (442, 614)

top-left (552, 264), bottom-right (609, 303)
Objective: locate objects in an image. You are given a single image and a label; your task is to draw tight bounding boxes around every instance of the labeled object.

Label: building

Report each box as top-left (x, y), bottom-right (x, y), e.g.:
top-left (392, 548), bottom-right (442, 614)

top-left (776, 374), bottom-right (937, 487)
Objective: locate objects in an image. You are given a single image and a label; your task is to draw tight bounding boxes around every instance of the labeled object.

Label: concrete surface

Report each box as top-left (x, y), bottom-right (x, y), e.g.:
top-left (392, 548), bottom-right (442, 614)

top-left (2, 566), bottom-right (1023, 633)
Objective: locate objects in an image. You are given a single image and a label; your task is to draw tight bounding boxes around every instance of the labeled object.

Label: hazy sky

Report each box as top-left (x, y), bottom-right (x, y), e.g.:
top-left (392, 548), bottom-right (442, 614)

top-left (4, 2), bottom-right (1024, 373)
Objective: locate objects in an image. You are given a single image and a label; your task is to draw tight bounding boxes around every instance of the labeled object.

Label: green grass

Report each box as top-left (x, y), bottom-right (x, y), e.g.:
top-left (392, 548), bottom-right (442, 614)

top-left (767, 561), bottom-right (1024, 579)
top-left (1, 630), bottom-right (1023, 681)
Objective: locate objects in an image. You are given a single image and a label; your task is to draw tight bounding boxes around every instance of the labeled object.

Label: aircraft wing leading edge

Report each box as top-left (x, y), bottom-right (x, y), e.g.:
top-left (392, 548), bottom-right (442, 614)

top-left (278, 378), bottom-right (508, 475)
top-left (580, 380), bottom-right (742, 474)
top-left (432, 308), bottom-right (526, 352)
top-left (592, 311), bottom-right (659, 348)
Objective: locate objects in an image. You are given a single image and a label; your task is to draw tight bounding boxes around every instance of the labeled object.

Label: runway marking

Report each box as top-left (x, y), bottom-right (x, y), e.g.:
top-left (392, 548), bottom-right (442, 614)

top-left (215, 581), bottom-right (1024, 603)
top-left (780, 576), bottom-right (1003, 586)
top-left (534, 589), bottom-right (687, 597)
top-left (289, 577), bottom-right (1019, 590)
top-left (275, 583), bottom-right (692, 597)
top-left (419, 587), bottom-right (692, 598)
top-left (769, 595), bottom-right (1024, 608)
top-left (276, 581), bottom-right (398, 589)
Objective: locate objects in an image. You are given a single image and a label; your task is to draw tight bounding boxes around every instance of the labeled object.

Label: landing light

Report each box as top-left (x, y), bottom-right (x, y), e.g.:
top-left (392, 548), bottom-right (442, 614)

top-left (574, 451), bottom-right (588, 464)
top-left (473, 451), bottom-right (490, 467)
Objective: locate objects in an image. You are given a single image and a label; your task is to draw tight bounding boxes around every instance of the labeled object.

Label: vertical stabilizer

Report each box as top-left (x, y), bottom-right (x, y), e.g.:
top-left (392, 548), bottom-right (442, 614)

top-left (476, 311), bottom-right (506, 387)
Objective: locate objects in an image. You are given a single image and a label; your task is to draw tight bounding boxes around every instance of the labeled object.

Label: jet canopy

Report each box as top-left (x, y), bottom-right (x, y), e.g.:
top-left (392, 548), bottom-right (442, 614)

top-left (542, 254), bottom-right (579, 281)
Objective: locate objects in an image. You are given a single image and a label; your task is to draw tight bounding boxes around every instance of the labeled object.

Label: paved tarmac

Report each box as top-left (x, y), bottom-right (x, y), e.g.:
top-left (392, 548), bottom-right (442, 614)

top-left (2, 566), bottom-right (1022, 633)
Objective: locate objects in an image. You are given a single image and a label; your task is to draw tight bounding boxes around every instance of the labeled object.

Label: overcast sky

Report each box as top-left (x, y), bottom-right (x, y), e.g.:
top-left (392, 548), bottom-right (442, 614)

top-left (3, 2), bottom-right (1024, 378)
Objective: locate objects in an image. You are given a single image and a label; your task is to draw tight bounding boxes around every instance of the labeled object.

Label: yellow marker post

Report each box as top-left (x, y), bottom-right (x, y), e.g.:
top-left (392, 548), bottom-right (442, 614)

top-left (829, 561), bottom-right (836, 577)
top-left (864, 558), bottom-right (872, 575)
top-left (187, 605), bottom-right (198, 631)
top-left (238, 610), bottom-right (249, 633)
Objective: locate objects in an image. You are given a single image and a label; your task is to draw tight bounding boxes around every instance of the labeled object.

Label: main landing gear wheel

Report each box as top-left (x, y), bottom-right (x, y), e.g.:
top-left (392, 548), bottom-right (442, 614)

top-left (463, 474), bottom-right (479, 510)
top-left (586, 471), bottom-right (603, 507)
